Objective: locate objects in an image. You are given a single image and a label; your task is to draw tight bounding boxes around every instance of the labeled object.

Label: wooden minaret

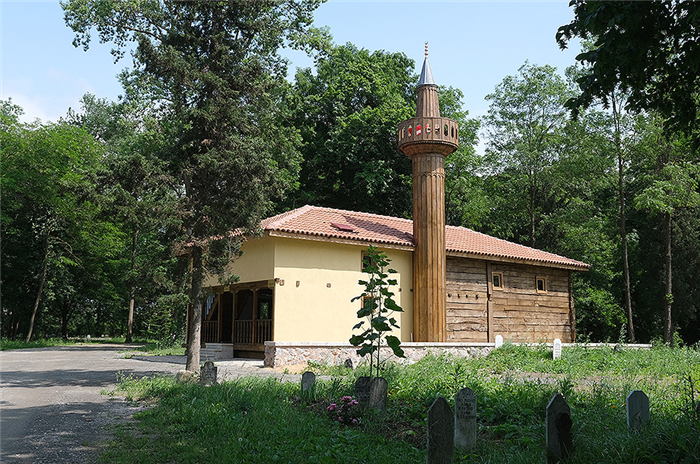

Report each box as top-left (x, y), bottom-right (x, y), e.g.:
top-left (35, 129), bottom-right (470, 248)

top-left (398, 45), bottom-right (459, 342)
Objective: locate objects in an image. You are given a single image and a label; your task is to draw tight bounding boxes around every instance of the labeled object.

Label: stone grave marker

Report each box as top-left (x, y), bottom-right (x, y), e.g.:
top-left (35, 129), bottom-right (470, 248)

top-left (495, 334), bottom-right (503, 349)
top-left (546, 393), bottom-right (572, 463)
top-left (369, 377), bottom-right (388, 413)
top-left (355, 376), bottom-right (371, 408)
top-left (301, 371), bottom-right (316, 395)
top-left (427, 396), bottom-right (454, 464)
top-left (454, 388), bottom-right (477, 450)
top-left (553, 339), bottom-right (562, 360)
top-left (200, 360), bottom-right (217, 386)
top-left (626, 390), bottom-right (650, 431)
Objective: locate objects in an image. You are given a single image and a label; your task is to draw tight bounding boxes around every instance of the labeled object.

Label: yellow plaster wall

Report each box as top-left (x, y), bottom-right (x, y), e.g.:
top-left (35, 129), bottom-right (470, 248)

top-left (202, 237), bottom-right (275, 287)
top-left (271, 237), bottom-right (414, 343)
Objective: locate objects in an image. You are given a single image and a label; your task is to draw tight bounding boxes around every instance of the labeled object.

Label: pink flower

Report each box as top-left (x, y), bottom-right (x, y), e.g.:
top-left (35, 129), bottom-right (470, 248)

top-left (341, 396), bottom-right (352, 402)
top-left (337, 416), bottom-right (342, 422)
top-left (327, 404), bottom-right (337, 411)
top-left (351, 418), bottom-right (359, 425)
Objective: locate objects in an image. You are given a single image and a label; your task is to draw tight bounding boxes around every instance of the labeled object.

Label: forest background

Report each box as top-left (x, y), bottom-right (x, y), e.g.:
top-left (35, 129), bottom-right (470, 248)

top-left (2, 1), bottom-right (699, 349)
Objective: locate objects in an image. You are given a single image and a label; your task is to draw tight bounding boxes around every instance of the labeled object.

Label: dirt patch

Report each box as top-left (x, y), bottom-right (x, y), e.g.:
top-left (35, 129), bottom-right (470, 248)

top-left (5, 397), bottom-right (146, 463)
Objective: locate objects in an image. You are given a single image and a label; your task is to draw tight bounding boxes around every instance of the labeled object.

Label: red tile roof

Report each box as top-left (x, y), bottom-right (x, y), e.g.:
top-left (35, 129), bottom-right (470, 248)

top-left (259, 205), bottom-right (589, 270)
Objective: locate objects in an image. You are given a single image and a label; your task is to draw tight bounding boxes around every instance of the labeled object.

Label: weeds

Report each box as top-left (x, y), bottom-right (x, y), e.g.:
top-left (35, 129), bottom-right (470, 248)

top-left (101, 345), bottom-right (700, 463)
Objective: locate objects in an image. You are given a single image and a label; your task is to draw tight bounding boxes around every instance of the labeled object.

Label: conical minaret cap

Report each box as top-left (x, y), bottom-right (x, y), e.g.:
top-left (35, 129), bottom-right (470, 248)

top-left (418, 56), bottom-right (436, 86)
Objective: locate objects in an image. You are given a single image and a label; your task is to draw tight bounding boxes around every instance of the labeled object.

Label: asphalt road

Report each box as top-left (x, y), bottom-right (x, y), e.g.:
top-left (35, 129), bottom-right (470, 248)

top-left (0, 344), bottom-right (285, 463)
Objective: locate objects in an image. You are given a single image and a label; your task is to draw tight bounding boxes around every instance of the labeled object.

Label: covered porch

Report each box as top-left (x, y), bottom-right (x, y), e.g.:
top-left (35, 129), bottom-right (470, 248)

top-left (199, 279), bottom-right (274, 359)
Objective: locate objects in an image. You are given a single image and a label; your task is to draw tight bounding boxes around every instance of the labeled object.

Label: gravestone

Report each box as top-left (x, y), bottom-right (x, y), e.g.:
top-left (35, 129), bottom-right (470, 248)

top-left (369, 377), bottom-right (388, 413)
top-left (546, 393), bottom-right (572, 463)
top-left (301, 371), bottom-right (316, 395)
top-left (355, 376), bottom-right (371, 408)
top-left (553, 339), bottom-right (562, 360)
top-left (427, 396), bottom-right (454, 464)
top-left (626, 390), bottom-right (650, 431)
top-left (344, 358), bottom-right (354, 369)
top-left (495, 335), bottom-right (503, 349)
top-left (454, 388), bottom-right (477, 450)
top-left (200, 360), bottom-right (217, 386)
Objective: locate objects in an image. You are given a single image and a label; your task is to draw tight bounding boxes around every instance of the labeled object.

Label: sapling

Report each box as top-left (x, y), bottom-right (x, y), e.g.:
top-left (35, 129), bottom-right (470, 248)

top-left (350, 246), bottom-right (405, 378)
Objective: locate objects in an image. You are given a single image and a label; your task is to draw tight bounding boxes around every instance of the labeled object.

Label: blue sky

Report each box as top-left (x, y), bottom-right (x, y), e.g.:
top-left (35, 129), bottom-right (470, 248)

top-left (1, 0), bottom-right (581, 124)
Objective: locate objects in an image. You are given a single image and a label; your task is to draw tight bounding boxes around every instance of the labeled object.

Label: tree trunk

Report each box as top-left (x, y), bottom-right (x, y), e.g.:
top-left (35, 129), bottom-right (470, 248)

top-left (26, 235), bottom-right (51, 343)
top-left (664, 211), bottom-right (673, 345)
top-left (186, 245), bottom-right (204, 373)
top-left (126, 227), bottom-right (138, 343)
top-left (613, 98), bottom-right (635, 342)
top-left (530, 183), bottom-right (536, 247)
top-left (60, 299), bottom-right (71, 340)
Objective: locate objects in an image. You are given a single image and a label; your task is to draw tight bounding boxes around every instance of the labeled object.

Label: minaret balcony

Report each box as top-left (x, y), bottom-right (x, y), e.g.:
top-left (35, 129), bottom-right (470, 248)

top-left (397, 116), bottom-right (459, 157)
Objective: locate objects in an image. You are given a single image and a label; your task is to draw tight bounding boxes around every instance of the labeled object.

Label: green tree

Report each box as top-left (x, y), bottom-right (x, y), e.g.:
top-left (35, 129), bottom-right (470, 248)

top-left (63, 0), bottom-right (325, 371)
top-left (557, 1), bottom-right (700, 142)
top-left (634, 124), bottom-right (700, 344)
top-left (1, 100), bottom-right (116, 341)
top-left (482, 62), bottom-right (575, 248)
top-left (285, 44), bottom-right (415, 217)
top-left (66, 94), bottom-right (182, 343)
top-left (440, 87), bottom-right (485, 228)
top-left (285, 43), bottom-right (480, 221)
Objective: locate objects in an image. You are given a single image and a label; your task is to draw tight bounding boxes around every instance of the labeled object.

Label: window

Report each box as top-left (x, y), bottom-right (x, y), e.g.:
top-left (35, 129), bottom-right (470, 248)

top-left (536, 276), bottom-right (547, 293)
top-left (492, 272), bottom-right (503, 289)
top-left (331, 222), bottom-right (355, 232)
top-left (361, 251), bottom-right (374, 271)
top-left (361, 295), bottom-right (376, 312)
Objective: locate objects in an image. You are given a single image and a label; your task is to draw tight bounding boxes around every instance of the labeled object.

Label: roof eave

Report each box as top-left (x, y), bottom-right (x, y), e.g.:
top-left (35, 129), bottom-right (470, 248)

top-left (267, 230), bottom-right (415, 252)
top-left (446, 250), bottom-right (590, 271)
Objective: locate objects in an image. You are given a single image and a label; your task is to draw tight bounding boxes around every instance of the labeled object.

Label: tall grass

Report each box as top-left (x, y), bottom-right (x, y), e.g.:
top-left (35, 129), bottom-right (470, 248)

top-left (0, 337), bottom-right (80, 351)
top-left (103, 345), bottom-right (700, 463)
top-left (104, 375), bottom-right (422, 463)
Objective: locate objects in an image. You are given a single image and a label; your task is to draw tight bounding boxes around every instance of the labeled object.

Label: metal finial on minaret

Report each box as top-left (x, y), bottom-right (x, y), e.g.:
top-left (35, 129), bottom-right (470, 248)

top-left (397, 50), bottom-right (459, 343)
top-left (418, 45), bottom-right (436, 87)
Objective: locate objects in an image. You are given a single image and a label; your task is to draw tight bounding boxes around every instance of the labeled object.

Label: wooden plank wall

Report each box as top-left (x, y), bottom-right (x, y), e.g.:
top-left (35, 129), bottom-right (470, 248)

top-left (446, 258), bottom-right (489, 342)
top-left (446, 257), bottom-right (573, 343)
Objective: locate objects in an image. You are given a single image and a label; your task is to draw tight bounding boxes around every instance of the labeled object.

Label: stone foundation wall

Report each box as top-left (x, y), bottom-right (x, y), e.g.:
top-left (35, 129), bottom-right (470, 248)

top-left (264, 342), bottom-right (495, 368)
top-left (263, 341), bottom-right (652, 368)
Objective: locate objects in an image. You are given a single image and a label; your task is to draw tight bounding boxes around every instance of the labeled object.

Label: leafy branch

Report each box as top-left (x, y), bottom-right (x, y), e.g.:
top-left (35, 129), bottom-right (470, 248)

top-left (350, 246), bottom-right (404, 378)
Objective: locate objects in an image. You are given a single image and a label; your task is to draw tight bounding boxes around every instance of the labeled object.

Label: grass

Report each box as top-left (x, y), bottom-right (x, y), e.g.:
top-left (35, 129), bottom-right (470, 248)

top-left (102, 345), bottom-right (700, 463)
top-left (0, 337), bottom-right (81, 351)
top-left (120, 342), bottom-right (185, 358)
top-left (0, 336), bottom-right (185, 356)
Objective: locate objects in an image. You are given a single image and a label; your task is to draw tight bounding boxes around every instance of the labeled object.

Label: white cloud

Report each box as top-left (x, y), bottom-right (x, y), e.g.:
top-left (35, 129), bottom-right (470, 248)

top-left (3, 91), bottom-right (81, 124)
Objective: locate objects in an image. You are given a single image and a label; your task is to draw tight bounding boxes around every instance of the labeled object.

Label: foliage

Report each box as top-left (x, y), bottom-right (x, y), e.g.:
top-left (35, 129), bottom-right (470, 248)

top-left (557, 1), bottom-right (700, 143)
top-left (105, 346), bottom-right (700, 463)
top-left (62, 0), bottom-right (326, 370)
top-left (1, 99), bottom-right (122, 341)
top-left (66, 93), bottom-right (187, 344)
top-left (285, 43), bottom-right (480, 220)
top-left (482, 61), bottom-right (575, 248)
top-left (350, 246), bottom-right (405, 378)
top-left (284, 43), bottom-right (415, 217)
top-left (0, 337), bottom-right (81, 351)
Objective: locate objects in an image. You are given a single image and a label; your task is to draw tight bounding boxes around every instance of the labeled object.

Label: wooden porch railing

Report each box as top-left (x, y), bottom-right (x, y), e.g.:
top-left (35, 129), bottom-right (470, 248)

top-left (234, 319), bottom-right (272, 345)
top-left (202, 321), bottom-right (218, 343)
